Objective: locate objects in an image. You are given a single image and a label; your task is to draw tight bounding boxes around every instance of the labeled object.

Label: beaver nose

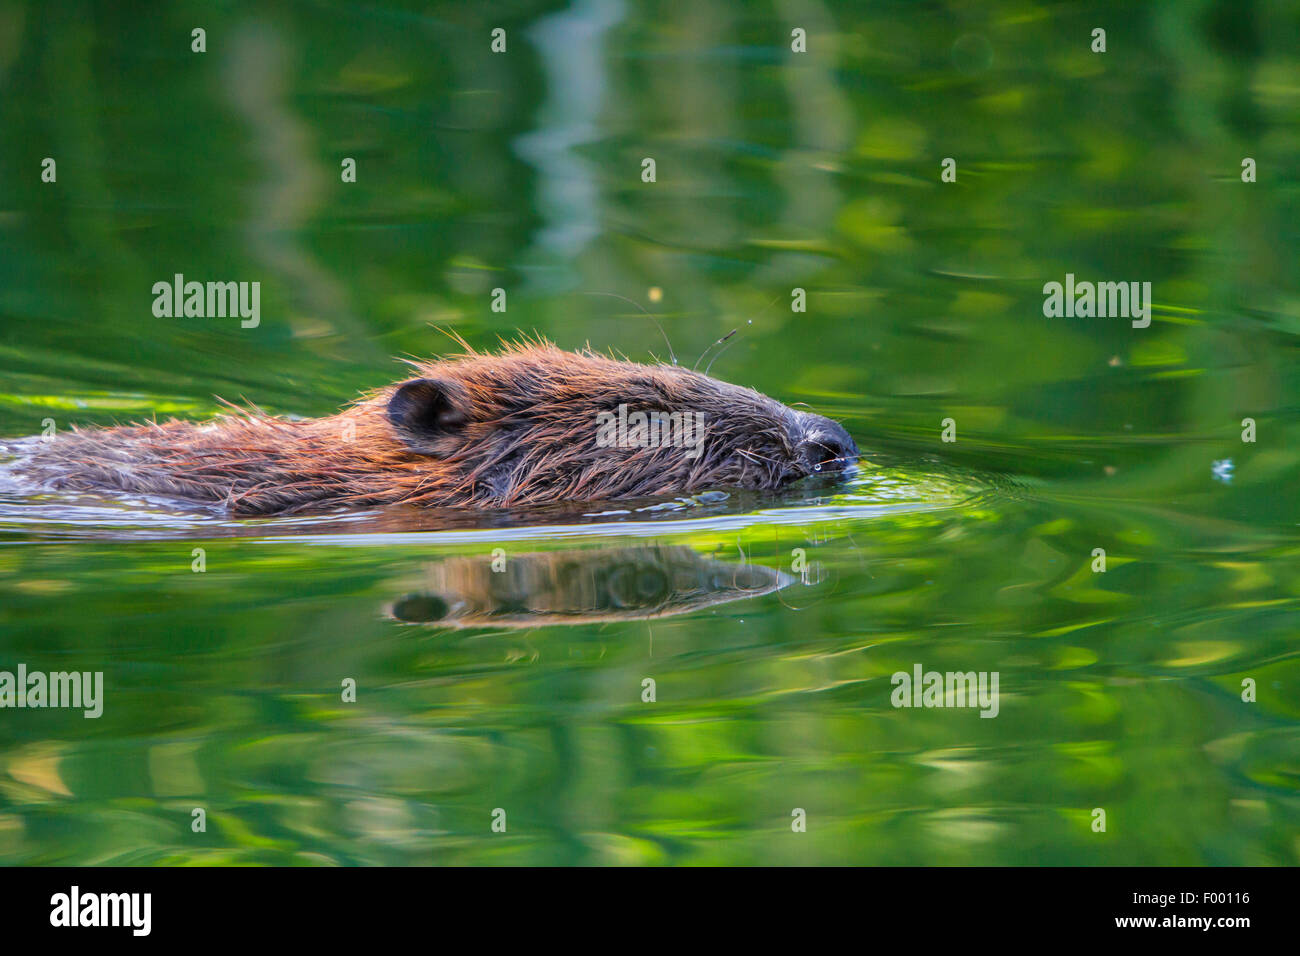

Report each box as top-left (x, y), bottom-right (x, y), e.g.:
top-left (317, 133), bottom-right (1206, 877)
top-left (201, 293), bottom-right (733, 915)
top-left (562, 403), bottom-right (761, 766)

top-left (794, 414), bottom-right (859, 474)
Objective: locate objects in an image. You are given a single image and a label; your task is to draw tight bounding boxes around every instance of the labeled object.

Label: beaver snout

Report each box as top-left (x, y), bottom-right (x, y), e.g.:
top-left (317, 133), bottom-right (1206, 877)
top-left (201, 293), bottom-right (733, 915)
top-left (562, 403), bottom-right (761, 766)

top-left (792, 413), bottom-right (859, 474)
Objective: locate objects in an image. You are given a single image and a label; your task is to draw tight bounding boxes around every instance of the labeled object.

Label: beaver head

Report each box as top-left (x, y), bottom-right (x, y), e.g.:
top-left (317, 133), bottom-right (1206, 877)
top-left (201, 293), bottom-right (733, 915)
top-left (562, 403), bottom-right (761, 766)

top-left (12, 340), bottom-right (859, 514)
top-left (375, 341), bottom-right (859, 506)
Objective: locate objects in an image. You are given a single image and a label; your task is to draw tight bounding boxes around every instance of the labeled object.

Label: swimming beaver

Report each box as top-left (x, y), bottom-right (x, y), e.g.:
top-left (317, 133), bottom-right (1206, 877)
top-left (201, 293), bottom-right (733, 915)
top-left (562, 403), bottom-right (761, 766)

top-left (6, 340), bottom-right (858, 515)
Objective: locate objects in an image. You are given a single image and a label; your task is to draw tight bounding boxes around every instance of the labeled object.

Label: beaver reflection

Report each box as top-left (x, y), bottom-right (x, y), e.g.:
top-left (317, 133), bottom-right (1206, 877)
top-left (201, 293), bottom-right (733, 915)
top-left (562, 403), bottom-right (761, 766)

top-left (389, 545), bottom-right (792, 627)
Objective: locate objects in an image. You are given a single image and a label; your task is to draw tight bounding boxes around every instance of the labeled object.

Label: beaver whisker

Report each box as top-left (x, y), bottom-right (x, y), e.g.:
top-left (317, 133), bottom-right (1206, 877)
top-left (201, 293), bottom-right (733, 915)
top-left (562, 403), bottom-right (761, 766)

top-left (735, 447), bottom-right (788, 470)
top-left (703, 338), bottom-right (738, 376)
top-left (581, 292), bottom-right (677, 366)
top-left (693, 328), bottom-right (737, 372)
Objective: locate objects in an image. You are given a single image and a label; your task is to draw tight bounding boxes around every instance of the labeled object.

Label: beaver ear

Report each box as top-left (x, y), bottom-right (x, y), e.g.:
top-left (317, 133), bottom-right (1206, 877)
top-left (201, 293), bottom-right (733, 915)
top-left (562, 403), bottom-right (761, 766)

top-left (386, 378), bottom-right (469, 455)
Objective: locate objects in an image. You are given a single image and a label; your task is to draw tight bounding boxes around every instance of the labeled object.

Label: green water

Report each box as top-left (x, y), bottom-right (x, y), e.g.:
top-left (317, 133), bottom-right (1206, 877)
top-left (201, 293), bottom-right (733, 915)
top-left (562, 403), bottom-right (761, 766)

top-left (0, 0), bottom-right (1298, 865)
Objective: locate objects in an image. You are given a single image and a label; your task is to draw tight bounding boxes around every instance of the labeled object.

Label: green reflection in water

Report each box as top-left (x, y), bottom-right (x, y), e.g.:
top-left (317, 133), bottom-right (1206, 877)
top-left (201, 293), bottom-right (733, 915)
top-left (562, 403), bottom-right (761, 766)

top-left (0, 0), bottom-right (1297, 865)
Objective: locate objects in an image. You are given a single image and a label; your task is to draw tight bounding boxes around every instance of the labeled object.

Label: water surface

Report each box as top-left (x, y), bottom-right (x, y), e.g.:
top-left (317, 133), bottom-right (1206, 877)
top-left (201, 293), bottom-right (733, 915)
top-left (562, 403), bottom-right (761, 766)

top-left (0, 0), bottom-right (1297, 865)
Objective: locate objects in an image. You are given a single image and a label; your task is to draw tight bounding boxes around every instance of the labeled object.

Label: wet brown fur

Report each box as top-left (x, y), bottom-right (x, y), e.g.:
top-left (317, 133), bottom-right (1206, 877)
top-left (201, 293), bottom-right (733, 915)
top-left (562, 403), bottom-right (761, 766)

top-left (10, 338), bottom-right (857, 516)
